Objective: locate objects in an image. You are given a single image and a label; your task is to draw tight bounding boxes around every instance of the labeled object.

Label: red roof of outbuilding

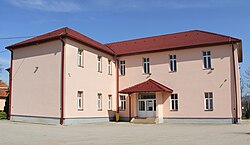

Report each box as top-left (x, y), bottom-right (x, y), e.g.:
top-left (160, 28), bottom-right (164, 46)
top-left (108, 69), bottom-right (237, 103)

top-left (119, 79), bottom-right (173, 94)
top-left (6, 27), bottom-right (115, 55)
top-left (106, 30), bottom-right (241, 56)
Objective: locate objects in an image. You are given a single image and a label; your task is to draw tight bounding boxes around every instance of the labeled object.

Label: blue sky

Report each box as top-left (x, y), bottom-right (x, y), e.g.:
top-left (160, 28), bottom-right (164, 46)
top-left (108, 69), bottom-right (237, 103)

top-left (0, 0), bottom-right (249, 84)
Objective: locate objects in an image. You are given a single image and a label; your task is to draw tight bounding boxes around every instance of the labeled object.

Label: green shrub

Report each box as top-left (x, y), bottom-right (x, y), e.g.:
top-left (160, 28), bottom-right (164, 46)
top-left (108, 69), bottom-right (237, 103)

top-left (0, 112), bottom-right (7, 119)
top-left (245, 109), bottom-right (250, 119)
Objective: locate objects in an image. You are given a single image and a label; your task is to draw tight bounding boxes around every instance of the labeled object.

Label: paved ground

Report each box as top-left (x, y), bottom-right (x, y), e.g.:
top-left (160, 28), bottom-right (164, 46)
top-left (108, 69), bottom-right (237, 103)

top-left (0, 120), bottom-right (250, 145)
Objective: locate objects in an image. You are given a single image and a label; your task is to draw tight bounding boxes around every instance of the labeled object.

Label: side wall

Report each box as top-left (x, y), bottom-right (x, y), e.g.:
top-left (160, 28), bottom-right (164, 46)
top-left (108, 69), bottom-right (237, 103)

top-left (64, 39), bottom-right (117, 124)
top-left (118, 44), bottom-right (239, 122)
top-left (11, 40), bottom-right (62, 123)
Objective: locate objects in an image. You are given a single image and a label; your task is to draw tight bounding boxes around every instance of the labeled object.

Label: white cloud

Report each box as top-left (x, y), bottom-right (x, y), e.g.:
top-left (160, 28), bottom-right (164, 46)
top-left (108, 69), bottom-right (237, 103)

top-left (8, 0), bottom-right (81, 12)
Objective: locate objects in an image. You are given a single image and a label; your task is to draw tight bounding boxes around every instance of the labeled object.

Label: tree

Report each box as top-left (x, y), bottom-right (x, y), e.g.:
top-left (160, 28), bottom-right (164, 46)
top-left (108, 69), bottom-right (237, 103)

top-left (241, 67), bottom-right (250, 118)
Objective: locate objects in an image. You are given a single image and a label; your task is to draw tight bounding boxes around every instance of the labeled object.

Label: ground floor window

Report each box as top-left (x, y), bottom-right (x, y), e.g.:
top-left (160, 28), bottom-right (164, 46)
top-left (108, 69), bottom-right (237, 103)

top-left (97, 93), bottom-right (102, 111)
top-left (77, 91), bottom-right (83, 110)
top-left (108, 95), bottom-right (112, 110)
top-left (170, 94), bottom-right (178, 111)
top-left (205, 92), bottom-right (213, 110)
top-left (120, 95), bottom-right (126, 110)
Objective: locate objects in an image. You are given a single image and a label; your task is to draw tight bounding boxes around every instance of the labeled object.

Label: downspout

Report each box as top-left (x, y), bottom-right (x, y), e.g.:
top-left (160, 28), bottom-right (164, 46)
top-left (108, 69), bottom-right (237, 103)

top-left (115, 56), bottom-right (119, 114)
top-left (231, 42), bottom-right (239, 124)
top-left (8, 50), bottom-right (13, 120)
top-left (60, 36), bottom-right (65, 125)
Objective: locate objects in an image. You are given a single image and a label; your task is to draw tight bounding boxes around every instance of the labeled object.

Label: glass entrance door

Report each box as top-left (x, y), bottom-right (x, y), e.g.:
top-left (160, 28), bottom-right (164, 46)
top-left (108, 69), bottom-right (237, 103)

top-left (138, 93), bottom-right (156, 118)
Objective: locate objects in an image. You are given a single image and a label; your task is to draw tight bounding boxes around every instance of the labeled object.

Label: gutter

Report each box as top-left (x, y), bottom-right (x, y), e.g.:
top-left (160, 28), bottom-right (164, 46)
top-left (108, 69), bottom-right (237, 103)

top-left (60, 36), bottom-right (65, 125)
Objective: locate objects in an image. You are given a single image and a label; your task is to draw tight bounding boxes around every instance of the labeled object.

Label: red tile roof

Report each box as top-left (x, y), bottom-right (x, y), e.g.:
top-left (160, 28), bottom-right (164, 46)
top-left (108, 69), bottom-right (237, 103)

top-left (106, 30), bottom-right (241, 56)
top-left (6, 27), bottom-right (115, 55)
top-left (119, 79), bottom-right (173, 94)
top-left (0, 81), bottom-right (8, 88)
top-left (6, 28), bottom-right (242, 62)
top-left (0, 81), bottom-right (8, 97)
top-left (0, 90), bottom-right (8, 98)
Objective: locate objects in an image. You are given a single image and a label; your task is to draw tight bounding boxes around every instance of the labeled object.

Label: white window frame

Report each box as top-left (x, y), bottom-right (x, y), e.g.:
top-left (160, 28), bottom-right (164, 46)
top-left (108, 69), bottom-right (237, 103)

top-left (108, 95), bottom-right (112, 110)
top-left (169, 55), bottom-right (177, 72)
top-left (119, 95), bottom-right (126, 110)
top-left (77, 91), bottom-right (83, 110)
top-left (97, 56), bottom-right (102, 72)
top-left (77, 49), bottom-right (83, 67)
top-left (120, 60), bottom-right (125, 76)
top-left (203, 51), bottom-right (212, 69)
top-left (97, 93), bottom-right (102, 111)
top-left (143, 57), bottom-right (150, 74)
top-left (170, 94), bottom-right (178, 111)
top-left (108, 60), bottom-right (112, 75)
top-left (204, 92), bottom-right (213, 111)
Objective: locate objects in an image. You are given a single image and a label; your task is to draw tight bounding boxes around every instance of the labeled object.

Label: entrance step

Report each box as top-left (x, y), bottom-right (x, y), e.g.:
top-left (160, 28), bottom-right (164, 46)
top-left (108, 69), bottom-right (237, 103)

top-left (130, 118), bottom-right (156, 124)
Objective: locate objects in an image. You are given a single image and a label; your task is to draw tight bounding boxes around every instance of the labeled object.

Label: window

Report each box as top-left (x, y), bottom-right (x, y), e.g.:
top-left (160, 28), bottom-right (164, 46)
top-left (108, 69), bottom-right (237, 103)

top-left (108, 95), bottom-right (112, 110)
top-left (170, 94), bottom-right (178, 111)
top-left (143, 57), bottom-right (150, 74)
top-left (97, 93), bottom-right (102, 111)
top-left (169, 55), bottom-right (177, 72)
top-left (108, 60), bottom-right (112, 75)
top-left (203, 51), bottom-right (212, 69)
top-left (77, 49), bottom-right (83, 67)
top-left (120, 95), bottom-right (126, 110)
top-left (204, 92), bottom-right (213, 110)
top-left (77, 91), bottom-right (83, 110)
top-left (120, 60), bottom-right (125, 76)
top-left (97, 56), bottom-right (102, 72)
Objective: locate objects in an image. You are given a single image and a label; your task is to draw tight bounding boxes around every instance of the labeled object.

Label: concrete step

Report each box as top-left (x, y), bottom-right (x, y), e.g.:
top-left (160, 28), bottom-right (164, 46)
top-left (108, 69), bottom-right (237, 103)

top-left (130, 118), bottom-right (156, 124)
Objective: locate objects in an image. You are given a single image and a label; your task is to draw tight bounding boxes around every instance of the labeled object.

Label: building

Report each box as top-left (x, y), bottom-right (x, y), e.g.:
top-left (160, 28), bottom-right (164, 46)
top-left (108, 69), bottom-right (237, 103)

top-left (0, 81), bottom-right (8, 111)
top-left (6, 27), bottom-right (242, 124)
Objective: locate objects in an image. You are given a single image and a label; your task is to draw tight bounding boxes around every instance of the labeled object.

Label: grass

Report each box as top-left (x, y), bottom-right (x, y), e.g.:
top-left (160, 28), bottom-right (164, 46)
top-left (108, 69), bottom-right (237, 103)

top-left (0, 111), bottom-right (7, 119)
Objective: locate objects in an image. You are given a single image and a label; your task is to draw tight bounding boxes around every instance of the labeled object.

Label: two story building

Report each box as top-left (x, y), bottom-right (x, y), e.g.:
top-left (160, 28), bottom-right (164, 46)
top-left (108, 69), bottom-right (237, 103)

top-left (6, 27), bottom-right (242, 124)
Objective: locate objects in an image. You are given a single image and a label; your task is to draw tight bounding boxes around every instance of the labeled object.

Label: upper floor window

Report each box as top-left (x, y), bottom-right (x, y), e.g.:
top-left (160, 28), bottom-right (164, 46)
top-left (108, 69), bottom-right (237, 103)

top-left (170, 94), bottom-right (178, 111)
top-left (77, 49), bottom-right (83, 67)
top-left (97, 56), bottom-right (102, 72)
top-left (120, 95), bottom-right (126, 110)
top-left (203, 51), bottom-right (212, 69)
top-left (97, 93), bottom-right (102, 111)
top-left (77, 91), bottom-right (83, 110)
top-left (108, 60), bottom-right (112, 75)
top-left (143, 57), bottom-right (150, 74)
top-left (120, 60), bottom-right (125, 76)
top-left (169, 55), bottom-right (177, 72)
top-left (108, 95), bottom-right (112, 110)
top-left (204, 92), bottom-right (213, 111)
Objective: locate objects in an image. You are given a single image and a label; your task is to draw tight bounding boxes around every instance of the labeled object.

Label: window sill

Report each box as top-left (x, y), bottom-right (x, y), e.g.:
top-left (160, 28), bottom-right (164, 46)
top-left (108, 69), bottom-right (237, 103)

top-left (142, 73), bottom-right (151, 75)
top-left (169, 71), bottom-right (177, 73)
top-left (204, 109), bottom-right (213, 111)
top-left (203, 68), bottom-right (214, 70)
top-left (108, 73), bottom-right (112, 76)
top-left (170, 109), bottom-right (178, 111)
top-left (78, 65), bottom-right (84, 68)
top-left (119, 74), bottom-right (125, 76)
top-left (78, 109), bottom-right (83, 111)
top-left (119, 109), bottom-right (126, 111)
top-left (97, 71), bottom-right (102, 73)
top-left (97, 109), bottom-right (102, 111)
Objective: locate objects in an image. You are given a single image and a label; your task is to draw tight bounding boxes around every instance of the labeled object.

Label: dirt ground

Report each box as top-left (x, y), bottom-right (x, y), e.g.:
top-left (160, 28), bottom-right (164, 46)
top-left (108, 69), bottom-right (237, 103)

top-left (0, 120), bottom-right (249, 145)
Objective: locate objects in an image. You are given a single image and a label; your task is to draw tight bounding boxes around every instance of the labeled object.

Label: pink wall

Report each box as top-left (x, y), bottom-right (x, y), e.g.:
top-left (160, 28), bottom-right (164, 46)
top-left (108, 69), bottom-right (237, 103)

top-left (64, 39), bottom-right (117, 118)
top-left (118, 44), bottom-right (241, 119)
top-left (11, 40), bottom-right (62, 118)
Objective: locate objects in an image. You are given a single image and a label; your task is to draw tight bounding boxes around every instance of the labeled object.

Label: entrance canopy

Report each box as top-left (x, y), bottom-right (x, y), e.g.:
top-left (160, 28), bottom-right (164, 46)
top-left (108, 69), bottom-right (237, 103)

top-left (119, 79), bottom-right (173, 94)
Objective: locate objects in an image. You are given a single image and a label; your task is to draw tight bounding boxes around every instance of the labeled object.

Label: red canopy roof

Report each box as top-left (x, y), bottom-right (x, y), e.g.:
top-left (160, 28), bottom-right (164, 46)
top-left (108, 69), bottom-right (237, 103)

top-left (119, 79), bottom-right (173, 94)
